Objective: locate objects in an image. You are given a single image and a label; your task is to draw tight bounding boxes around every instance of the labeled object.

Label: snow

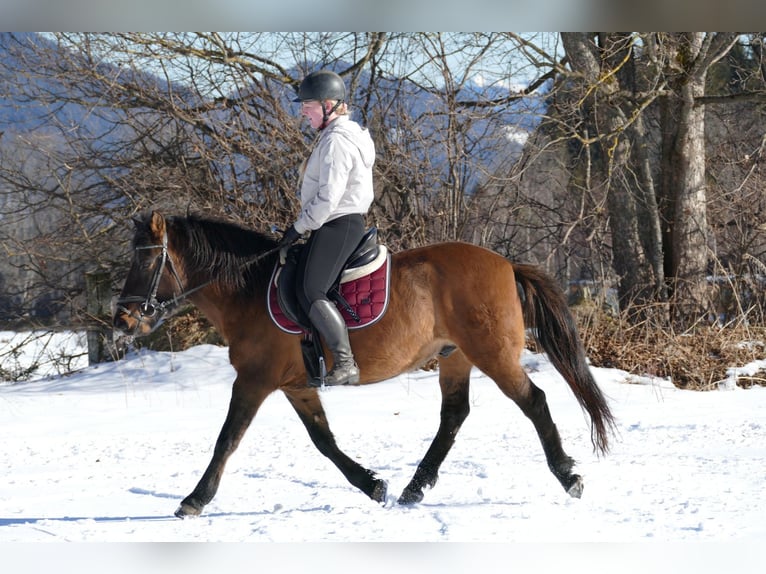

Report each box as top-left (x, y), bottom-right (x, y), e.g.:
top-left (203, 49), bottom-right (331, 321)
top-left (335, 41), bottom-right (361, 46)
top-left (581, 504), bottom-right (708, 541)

top-left (1, 331), bottom-right (764, 571)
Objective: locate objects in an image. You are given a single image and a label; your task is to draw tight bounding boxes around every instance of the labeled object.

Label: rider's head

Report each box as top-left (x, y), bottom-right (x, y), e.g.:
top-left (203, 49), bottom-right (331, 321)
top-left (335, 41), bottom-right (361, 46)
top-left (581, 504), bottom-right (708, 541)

top-left (294, 70), bottom-right (348, 129)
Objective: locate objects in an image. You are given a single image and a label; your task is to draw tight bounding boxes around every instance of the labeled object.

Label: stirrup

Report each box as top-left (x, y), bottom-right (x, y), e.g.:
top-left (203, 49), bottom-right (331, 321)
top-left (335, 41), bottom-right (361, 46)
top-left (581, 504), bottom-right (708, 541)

top-left (307, 357), bottom-right (327, 388)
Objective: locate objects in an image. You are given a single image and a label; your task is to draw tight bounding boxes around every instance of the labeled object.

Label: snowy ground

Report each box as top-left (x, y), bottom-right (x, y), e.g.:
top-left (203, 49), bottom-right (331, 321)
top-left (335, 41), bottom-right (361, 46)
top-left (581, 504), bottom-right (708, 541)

top-left (1, 331), bottom-right (764, 571)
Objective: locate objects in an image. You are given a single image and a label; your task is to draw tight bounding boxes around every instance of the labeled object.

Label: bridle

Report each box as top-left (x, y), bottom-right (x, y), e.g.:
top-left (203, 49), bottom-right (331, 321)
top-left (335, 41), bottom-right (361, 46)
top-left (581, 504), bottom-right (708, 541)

top-left (115, 227), bottom-right (280, 327)
top-left (115, 228), bottom-right (188, 326)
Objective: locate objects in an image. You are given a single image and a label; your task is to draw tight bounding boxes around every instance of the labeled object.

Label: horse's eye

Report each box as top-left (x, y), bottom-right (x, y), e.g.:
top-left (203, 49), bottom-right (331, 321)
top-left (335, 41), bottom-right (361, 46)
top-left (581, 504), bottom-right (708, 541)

top-left (136, 252), bottom-right (155, 270)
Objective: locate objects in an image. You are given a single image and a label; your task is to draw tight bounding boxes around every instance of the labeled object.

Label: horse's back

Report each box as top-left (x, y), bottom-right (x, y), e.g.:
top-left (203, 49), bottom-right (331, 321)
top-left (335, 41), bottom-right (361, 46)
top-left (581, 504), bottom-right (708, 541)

top-left (355, 241), bottom-right (523, 378)
top-left (392, 241), bottom-right (516, 294)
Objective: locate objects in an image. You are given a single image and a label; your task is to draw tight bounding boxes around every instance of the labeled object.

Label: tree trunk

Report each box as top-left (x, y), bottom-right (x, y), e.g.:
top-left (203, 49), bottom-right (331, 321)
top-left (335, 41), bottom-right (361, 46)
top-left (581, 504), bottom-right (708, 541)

top-left (560, 33), bottom-right (658, 313)
top-left (668, 75), bottom-right (711, 323)
top-left (628, 114), bottom-right (666, 304)
top-left (658, 33), bottom-right (739, 326)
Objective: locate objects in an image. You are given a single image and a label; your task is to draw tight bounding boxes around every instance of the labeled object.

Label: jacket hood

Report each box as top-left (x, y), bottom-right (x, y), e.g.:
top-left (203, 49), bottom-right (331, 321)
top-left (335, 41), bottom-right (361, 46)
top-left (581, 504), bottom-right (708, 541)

top-left (326, 116), bottom-right (376, 168)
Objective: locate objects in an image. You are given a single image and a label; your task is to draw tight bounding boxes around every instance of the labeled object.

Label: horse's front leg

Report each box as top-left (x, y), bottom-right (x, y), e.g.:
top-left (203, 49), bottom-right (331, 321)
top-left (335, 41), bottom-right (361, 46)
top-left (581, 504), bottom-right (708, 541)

top-left (282, 386), bottom-right (388, 503)
top-left (175, 375), bottom-right (271, 518)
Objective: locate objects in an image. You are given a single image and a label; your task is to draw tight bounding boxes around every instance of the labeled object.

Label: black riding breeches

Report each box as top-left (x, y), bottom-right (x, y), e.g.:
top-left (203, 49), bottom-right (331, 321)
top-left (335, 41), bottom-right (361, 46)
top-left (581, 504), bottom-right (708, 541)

top-left (295, 214), bottom-right (365, 315)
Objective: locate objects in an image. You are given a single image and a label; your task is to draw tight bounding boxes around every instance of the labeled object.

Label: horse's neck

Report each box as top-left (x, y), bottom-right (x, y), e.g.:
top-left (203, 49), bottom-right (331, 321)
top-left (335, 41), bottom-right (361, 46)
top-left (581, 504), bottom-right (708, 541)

top-left (186, 290), bottom-right (226, 337)
top-left (188, 281), bottom-right (265, 344)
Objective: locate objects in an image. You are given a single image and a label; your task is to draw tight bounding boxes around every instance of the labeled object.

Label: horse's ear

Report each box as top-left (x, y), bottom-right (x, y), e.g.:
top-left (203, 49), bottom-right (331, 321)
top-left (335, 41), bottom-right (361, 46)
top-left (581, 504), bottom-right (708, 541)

top-left (131, 215), bottom-right (144, 228)
top-left (149, 211), bottom-right (166, 236)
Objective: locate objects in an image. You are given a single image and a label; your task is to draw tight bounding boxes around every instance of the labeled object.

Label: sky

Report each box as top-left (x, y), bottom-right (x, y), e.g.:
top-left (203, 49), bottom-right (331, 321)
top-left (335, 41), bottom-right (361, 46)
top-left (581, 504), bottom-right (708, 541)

top-left (0, 2), bottom-right (612, 31)
top-left (1, 330), bottom-right (764, 572)
top-left (0, 1), bottom-right (760, 34)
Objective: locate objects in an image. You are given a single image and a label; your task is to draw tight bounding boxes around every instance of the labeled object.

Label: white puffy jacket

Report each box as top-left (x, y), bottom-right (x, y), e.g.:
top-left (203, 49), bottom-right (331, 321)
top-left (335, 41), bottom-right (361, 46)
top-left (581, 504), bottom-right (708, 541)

top-left (293, 115), bottom-right (375, 235)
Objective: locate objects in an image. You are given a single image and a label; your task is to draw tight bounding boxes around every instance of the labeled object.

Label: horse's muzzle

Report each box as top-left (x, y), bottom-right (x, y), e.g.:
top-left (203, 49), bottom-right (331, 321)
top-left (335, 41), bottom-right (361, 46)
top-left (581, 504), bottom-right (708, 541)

top-left (113, 305), bottom-right (161, 337)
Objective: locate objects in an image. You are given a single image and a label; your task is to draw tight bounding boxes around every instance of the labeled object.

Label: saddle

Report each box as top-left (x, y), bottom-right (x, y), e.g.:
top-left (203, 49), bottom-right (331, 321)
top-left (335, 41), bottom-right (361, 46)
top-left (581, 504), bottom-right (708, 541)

top-left (267, 228), bottom-right (391, 386)
top-left (267, 227), bottom-right (391, 335)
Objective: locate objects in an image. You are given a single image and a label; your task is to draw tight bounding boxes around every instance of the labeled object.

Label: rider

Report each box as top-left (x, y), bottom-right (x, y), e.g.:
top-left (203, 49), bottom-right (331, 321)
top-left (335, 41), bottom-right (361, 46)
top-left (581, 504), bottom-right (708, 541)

top-left (278, 69), bottom-right (376, 386)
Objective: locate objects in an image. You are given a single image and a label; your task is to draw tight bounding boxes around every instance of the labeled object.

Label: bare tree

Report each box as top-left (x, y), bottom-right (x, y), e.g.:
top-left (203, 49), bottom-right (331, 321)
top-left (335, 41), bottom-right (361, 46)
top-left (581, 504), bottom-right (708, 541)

top-left (554, 33), bottom-right (750, 326)
top-left (559, 33), bottom-right (663, 316)
top-left (656, 33), bottom-right (740, 324)
top-left (2, 31), bottom-right (764, 340)
top-left (0, 32), bottom-right (543, 327)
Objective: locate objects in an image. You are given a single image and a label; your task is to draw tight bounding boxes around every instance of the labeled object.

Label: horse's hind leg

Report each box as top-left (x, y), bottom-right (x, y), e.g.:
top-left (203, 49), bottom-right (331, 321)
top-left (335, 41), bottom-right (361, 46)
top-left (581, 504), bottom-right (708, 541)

top-left (492, 364), bottom-right (583, 498)
top-left (175, 376), bottom-right (270, 518)
top-left (522, 377), bottom-right (583, 497)
top-left (399, 352), bottom-right (472, 505)
top-left (283, 387), bottom-right (388, 503)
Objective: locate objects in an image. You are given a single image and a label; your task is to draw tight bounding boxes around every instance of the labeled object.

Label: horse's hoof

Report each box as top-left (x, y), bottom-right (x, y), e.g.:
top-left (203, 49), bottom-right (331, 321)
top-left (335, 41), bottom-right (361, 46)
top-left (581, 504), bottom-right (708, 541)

top-left (397, 488), bottom-right (424, 505)
top-left (566, 475), bottom-right (584, 499)
top-left (174, 501), bottom-right (203, 518)
top-left (371, 479), bottom-right (388, 504)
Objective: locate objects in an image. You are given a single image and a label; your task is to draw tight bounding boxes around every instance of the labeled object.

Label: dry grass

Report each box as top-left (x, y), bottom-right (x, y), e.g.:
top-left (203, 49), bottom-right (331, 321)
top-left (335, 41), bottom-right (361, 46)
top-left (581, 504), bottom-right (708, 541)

top-left (571, 302), bottom-right (766, 390)
top-left (139, 306), bottom-right (225, 352)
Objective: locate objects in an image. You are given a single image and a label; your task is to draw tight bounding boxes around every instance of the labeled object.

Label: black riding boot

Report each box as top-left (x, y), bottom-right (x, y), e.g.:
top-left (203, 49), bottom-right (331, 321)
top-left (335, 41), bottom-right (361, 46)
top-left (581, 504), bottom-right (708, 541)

top-left (307, 299), bottom-right (360, 386)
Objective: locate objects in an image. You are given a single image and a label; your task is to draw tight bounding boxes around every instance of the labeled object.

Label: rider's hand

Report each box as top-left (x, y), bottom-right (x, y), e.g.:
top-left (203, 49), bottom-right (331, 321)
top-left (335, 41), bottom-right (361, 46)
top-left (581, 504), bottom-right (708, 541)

top-left (278, 225), bottom-right (300, 265)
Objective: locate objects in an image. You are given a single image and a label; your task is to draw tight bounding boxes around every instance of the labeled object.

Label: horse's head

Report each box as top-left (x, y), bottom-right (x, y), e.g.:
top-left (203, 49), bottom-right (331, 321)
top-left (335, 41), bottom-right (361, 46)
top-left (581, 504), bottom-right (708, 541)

top-left (113, 211), bottom-right (187, 337)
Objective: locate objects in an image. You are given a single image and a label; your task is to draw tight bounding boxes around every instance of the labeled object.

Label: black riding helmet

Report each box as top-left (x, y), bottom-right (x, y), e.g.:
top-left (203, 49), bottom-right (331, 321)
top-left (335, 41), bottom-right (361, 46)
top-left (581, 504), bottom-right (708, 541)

top-left (293, 70), bottom-right (347, 129)
top-left (293, 70), bottom-right (346, 103)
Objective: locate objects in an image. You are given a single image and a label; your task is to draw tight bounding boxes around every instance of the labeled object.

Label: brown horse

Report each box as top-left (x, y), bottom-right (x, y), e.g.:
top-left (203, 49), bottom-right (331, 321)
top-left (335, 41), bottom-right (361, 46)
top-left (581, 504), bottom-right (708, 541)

top-left (113, 211), bottom-right (616, 518)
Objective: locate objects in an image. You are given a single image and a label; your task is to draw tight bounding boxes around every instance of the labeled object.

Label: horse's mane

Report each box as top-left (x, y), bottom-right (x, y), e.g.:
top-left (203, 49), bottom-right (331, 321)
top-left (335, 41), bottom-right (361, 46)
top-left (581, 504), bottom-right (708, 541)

top-left (167, 214), bottom-right (279, 294)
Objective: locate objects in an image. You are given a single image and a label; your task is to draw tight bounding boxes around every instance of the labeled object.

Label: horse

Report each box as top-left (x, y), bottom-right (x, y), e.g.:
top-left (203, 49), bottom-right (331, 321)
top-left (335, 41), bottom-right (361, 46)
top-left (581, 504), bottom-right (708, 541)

top-left (113, 211), bottom-right (616, 518)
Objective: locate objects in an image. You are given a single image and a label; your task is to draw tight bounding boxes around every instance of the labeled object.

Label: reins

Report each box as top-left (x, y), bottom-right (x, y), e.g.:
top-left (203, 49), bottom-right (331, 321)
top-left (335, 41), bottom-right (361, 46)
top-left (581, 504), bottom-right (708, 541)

top-left (116, 227), bottom-right (280, 323)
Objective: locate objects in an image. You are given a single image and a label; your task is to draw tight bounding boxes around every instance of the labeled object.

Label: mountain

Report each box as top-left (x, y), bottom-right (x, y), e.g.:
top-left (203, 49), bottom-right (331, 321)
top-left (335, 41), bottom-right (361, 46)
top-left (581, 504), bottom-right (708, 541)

top-left (0, 33), bottom-right (105, 134)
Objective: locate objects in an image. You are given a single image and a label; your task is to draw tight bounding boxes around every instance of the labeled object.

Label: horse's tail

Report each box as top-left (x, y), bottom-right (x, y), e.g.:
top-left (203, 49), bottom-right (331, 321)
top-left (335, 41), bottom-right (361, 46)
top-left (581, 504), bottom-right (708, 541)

top-left (513, 263), bottom-right (616, 455)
